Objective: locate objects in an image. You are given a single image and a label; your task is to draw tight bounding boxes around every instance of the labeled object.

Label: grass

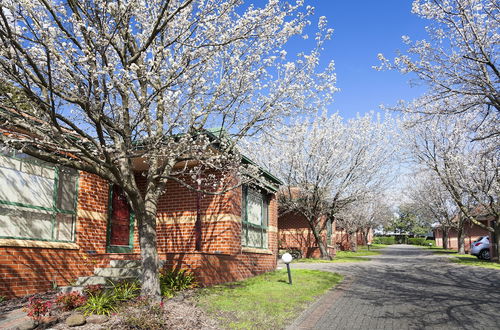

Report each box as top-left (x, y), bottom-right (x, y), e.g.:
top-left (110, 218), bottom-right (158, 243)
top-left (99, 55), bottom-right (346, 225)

top-left (425, 246), bottom-right (500, 269)
top-left (450, 254), bottom-right (500, 270)
top-left (361, 244), bottom-right (389, 250)
top-left (195, 269), bottom-right (343, 329)
top-left (294, 249), bottom-right (382, 263)
top-left (427, 246), bottom-right (458, 254)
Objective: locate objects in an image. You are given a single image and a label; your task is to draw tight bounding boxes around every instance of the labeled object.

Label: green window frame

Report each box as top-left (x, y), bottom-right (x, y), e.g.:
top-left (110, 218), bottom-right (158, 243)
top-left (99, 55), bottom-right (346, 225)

top-left (0, 150), bottom-right (79, 243)
top-left (241, 185), bottom-right (269, 249)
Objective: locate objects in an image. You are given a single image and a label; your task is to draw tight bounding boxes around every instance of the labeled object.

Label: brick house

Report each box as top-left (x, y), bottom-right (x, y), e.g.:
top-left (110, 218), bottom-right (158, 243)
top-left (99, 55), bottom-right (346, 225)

top-left (0, 147), bottom-right (281, 298)
top-left (278, 211), bottom-right (335, 258)
top-left (278, 210), bottom-right (375, 257)
top-left (433, 217), bottom-right (492, 252)
top-left (335, 227), bottom-right (373, 251)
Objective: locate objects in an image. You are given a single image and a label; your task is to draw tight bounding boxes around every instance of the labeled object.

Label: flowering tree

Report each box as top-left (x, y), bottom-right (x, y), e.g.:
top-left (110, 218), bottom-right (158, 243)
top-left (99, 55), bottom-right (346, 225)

top-left (245, 112), bottom-right (396, 258)
top-left (404, 114), bottom-right (499, 258)
top-left (336, 194), bottom-right (394, 251)
top-left (406, 170), bottom-right (464, 250)
top-left (377, 0), bottom-right (499, 140)
top-left (0, 0), bottom-right (337, 298)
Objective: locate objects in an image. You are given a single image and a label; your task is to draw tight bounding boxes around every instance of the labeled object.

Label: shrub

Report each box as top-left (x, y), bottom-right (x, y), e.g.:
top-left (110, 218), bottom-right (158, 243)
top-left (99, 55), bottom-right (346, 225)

top-left (408, 237), bottom-right (427, 245)
top-left (159, 269), bottom-right (197, 298)
top-left (373, 236), bottom-right (396, 245)
top-left (83, 284), bottom-right (104, 297)
top-left (78, 292), bottom-right (117, 316)
top-left (55, 292), bottom-right (87, 311)
top-left (25, 297), bottom-right (52, 321)
top-left (109, 280), bottom-right (140, 301)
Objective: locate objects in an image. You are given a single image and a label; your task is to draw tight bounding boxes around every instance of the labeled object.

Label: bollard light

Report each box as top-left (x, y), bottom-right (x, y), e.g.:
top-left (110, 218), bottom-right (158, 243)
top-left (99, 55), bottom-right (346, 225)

top-left (281, 253), bottom-right (293, 285)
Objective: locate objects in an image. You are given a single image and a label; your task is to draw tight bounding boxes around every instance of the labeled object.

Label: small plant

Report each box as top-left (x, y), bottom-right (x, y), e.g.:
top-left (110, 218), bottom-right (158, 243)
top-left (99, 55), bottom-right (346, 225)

top-left (0, 295), bottom-right (6, 303)
top-left (55, 292), bottom-right (87, 311)
top-left (83, 284), bottom-right (104, 297)
top-left (78, 292), bottom-right (117, 316)
top-left (25, 297), bottom-right (52, 321)
top-left (109, 280), bottom-right (140, 301)
top-left (159, 268), bottom-right (197, 298)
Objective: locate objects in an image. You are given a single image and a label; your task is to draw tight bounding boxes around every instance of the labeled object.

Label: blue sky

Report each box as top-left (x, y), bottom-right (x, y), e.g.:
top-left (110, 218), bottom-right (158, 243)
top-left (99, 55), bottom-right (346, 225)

top-left (290, 0), bottom-right (430, 119)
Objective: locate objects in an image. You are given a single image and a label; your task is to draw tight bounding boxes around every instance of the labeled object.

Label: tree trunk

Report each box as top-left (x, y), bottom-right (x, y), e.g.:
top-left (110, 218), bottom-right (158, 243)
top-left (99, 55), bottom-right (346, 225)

top-left (442, 228), bottom-right (449, 250)
top-left (457, 226), bottom-right (465, 255)
top-left (494, 225), bottom-right (500, 262)
top-left (309, 221), bottom-right (331, 260)
top-left (363, 228), bottom-right (369, 246)
top-left (349, 232), bottom-right (357, 252)
top-left (134, 198), bottom-right (161, 300)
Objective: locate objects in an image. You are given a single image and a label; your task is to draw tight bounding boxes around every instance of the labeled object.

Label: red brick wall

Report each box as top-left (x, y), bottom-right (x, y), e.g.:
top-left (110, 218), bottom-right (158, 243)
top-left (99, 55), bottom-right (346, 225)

top-left (0, 173), bottom-right (110, 298)
top-left (278, 212), bottom-right (334, 258)
top-left (335, 228), bottom-right (373, 251)
top-left (1, 172), bottom-right (278, 298)
top-left (434, 221), bottom-right (490, 252)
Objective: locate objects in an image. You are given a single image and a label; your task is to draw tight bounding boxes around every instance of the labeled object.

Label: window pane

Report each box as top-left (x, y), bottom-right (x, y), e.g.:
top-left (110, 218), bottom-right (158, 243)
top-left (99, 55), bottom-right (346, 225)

top-left (262, 198), bottom-right (268, 227)
top-left (262, 229), bottom-right (268, 248)
top-left (55, 213), bottom-right (74, 241)
top-left (0, 206), bottom-right (52, 239)
top-left (247, 227), bottom-right (262, 248)
top-left (0, 163), bottom-right (54, 208)
top-left (57, 169), bottom-right (78, 211)
top-left (247, 189), bottom-right (262, 226)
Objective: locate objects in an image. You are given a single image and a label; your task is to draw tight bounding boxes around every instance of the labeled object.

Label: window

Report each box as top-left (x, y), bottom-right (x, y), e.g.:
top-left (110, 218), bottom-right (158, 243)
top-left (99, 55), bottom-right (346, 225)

top-left (241, 186), bottom-right (268, 249)
top-left (0, 151), bottom-right (79, 242)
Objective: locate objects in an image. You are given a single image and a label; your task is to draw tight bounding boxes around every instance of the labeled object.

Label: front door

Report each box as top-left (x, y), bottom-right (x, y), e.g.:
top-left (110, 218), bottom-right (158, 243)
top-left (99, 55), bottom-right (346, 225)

top-left (107, 185), bottom-right (134, 253)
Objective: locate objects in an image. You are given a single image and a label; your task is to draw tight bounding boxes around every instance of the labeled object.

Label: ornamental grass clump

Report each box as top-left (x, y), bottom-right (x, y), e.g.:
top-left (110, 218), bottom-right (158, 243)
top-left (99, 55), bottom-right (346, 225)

top-left (77, 280), bottom-right (140, 316)
top-left (160, 269), bottom-right (198, 298)
top-left (109, 280), bottom-right (141, 301)
top-left (78, 292), bottom-right (117, 316)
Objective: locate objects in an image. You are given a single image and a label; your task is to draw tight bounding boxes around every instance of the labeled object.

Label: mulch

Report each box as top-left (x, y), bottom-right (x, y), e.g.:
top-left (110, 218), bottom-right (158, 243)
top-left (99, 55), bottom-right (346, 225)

top-left (0, 290), bottom-right (220, 329)
top-left (0, 290), bottom-right (59, 314)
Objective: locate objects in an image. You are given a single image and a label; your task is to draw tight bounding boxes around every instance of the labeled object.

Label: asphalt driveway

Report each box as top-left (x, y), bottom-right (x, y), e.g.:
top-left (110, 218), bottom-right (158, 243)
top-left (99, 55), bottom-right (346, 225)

top-left (288, 245), bottom-right (500, 330)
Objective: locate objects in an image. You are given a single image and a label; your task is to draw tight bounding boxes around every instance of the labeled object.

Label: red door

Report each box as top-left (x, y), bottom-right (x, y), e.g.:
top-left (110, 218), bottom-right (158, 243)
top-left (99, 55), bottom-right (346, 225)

top-left (109, 185), bottom-right (131, 247)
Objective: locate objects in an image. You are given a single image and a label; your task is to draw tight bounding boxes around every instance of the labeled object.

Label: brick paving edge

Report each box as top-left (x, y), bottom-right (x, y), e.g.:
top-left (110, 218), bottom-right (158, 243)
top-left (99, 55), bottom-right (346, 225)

top-left (286, 275), bottom-right (354, 330)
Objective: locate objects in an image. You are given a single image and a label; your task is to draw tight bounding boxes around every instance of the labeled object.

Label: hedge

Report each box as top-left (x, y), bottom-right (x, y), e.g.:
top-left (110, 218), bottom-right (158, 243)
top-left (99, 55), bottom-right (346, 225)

top-left (373, 236), bottom-right (396, 245)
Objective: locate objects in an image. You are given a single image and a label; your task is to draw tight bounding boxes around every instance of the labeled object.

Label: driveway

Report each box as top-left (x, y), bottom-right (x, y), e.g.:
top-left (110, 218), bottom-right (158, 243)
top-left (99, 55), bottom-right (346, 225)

top-left (288, 245), bottom-right (500, 330)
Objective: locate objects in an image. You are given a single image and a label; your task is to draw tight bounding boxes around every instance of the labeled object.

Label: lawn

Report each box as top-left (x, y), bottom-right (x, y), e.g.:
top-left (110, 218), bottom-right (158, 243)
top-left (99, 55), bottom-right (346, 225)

top-left (195, 269), bottom-right (343, 329)
top-left (427, 247), bottom-right (458, 254)
top-left (450, 254), bottom-right (500, 270)
top-left (361, 244), bottom-right (389, 250)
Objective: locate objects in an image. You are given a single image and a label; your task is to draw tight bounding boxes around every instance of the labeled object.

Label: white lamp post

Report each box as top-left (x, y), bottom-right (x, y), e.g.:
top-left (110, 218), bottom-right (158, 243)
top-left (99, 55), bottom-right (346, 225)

top-left (281, 253), bottom-right (293, 285)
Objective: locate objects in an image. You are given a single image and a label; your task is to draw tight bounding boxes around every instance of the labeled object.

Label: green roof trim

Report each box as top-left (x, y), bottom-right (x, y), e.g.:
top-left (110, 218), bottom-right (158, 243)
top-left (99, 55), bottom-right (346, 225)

top-left (241, 155), bottom-right (283, 189)
top-left (204, 128), bottom-right (283, 192)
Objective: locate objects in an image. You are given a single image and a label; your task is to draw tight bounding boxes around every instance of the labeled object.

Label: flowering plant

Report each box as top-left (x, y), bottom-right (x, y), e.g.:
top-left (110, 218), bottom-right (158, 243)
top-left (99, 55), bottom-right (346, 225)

top-left (25, 297), bottom-right (52, 321)
top-left (55, 292), bottom-right (87, 311)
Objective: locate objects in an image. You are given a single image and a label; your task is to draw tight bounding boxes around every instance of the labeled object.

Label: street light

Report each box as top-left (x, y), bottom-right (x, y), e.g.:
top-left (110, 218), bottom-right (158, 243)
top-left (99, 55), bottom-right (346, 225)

top-left (282, 253), bottom-right (293, 285)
